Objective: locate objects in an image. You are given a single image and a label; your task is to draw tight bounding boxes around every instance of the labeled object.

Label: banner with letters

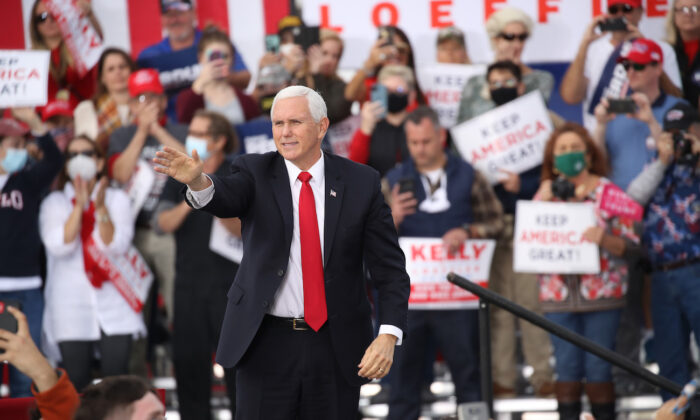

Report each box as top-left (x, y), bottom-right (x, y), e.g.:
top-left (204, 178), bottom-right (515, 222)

top-left (0, 50), bottom-right (49, 108)
top-left (417, 63), bottom-right (486, 128)
top-left (327, 115), bottom-right (361, 158)
top-left (44, 0), bottom-right (104, 76)
top-left (209, 218), bottom-right (244, 264)
top-left (400, 237), bottom-right (495, 310)
top-left (514, 200), bottom-right (600, 274)
top-left (451, 91), bottom-right (553, 184)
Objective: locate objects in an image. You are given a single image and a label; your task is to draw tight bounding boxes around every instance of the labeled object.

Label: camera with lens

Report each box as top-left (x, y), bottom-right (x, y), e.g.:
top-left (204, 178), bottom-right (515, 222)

top-left (672, 131), bottom-right (699, 166)
top-left (551, 176), bottom-right (576, 200)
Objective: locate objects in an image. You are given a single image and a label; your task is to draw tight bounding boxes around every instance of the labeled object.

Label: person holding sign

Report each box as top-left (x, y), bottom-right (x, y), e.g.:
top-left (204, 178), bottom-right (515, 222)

top-left (627, 103), bottom-right (700, 401)
top-left (455, 7), bottom-right (554, 125)
top-left (0, 109), bottom-right (62, 397)
top-left (384, 106), bottom-right (503, 419)
top-left (153, 86), bottom-right (409, 420)
top-left (534, 123), bottom-right (640, 420)
top-left (155, 110), bottom-right (239, 419)
top-left (40, 135), bottom-right (145, 393)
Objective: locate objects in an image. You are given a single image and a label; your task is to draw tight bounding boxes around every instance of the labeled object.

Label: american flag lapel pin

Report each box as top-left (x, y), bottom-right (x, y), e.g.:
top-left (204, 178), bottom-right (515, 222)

top-left (330, 189), bottom-right (337, 197)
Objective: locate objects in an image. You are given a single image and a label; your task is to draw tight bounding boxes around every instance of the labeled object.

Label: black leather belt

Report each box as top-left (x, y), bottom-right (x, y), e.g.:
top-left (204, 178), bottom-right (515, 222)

top-left (264, 314), bottom-right (310, 331)
top-left (654, 256), bottom-right (700, 272)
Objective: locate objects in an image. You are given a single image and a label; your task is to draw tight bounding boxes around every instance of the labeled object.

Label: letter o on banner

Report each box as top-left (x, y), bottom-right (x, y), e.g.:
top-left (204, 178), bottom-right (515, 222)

top-left (372, 2), bottom-right (399, 27)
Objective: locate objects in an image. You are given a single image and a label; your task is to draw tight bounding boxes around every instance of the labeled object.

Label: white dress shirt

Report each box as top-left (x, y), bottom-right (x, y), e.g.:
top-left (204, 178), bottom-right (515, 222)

top-left (187, 152), bottom-right (403, 344)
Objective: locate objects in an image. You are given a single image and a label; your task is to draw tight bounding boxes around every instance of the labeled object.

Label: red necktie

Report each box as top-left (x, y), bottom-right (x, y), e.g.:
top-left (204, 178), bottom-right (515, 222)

top-left (298, 171), bottom-right (327, 331)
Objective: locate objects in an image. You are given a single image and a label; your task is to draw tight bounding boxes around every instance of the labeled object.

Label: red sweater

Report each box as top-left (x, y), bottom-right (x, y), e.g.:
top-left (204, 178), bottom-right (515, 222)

top-left (175, 84), bottom-right (260, 124)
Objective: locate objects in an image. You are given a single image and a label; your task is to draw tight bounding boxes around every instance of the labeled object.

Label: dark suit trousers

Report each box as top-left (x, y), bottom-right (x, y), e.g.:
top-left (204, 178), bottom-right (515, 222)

top-left (235, 315), bottom-right (360, 420)
top-left (388, 309), bottom-right (482, 420)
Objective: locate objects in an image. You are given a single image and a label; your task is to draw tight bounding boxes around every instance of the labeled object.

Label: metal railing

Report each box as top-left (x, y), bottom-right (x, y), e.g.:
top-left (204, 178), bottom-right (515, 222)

top-left (447, 272), bottom-right (683, 418)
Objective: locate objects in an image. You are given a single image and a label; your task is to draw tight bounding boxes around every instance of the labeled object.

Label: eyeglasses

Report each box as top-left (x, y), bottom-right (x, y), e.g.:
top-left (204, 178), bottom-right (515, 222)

top-left (621, 60), bottom-right (656, 71)
top-left (34, 11), bottom-right (53, 25)
top-left (498, 32), bottom-right (529, 42)
top-left (608, 4), bottom-right (634, 14)
top-left (489, 78), bottom-right (519, 89)
top-left (206, 50), bottom-right (231, 62)
top-left (67, 150), bottom-right (96, 159)
top-left (676, 5), bottom-right (700, 16)
top-left (131, 94), bottom-right (159, 104)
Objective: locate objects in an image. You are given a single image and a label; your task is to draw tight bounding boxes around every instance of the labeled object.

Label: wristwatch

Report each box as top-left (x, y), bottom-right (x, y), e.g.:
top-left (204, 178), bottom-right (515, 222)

top-left (96, 212), bottom-right (111, 224)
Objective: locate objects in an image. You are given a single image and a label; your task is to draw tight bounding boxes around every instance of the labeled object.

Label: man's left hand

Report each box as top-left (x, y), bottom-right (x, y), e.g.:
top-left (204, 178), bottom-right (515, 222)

top-left (358, 334), bottom-right (397, 380)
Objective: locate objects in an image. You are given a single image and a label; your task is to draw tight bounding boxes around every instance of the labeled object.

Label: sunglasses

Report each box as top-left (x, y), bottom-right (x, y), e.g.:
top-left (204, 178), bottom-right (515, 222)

top-left (34, 11), bottom-right (53, 24)
top-left (489, 78), bottom-right (519, 89)
top-left (676, 5), bottom-right (700, 16)
top-left (499, 32), bottom-right (529, 42)
top-left (608, 4), bottom-right (634, 14)
top-left (206, 50), bottom-right (230, 62)
top-left (621, 60), bottom-right (655, 71)
top-left (67, 150), bottom-right (96, 159)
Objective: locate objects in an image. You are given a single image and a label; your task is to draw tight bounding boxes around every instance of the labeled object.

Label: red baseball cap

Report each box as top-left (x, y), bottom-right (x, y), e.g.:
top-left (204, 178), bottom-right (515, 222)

top-left (618, 38), bottom-right (663, 65)
top-left (0, 118), bottom-right (29, 138)
top-left (128, 69), bottom-right (164, 97)
top-left (608, 0), bottom-right (642, 8)
top-left (41, 98), bottom-right (74, 122)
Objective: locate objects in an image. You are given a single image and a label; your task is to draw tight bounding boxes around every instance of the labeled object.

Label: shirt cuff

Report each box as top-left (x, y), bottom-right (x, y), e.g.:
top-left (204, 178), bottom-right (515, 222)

top-left (378, 324), bottom-right (403, 346)
top-left (186, 175), bottom-right (215, 209)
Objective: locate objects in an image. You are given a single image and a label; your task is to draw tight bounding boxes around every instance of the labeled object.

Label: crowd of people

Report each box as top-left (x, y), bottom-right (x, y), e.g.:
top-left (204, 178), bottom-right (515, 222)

top-left (1, 0), bottom-right (700, 419)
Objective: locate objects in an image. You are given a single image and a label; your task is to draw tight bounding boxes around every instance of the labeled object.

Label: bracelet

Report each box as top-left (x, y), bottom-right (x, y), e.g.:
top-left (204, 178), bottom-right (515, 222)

top-left (96, 212), bottom-right (110, 224)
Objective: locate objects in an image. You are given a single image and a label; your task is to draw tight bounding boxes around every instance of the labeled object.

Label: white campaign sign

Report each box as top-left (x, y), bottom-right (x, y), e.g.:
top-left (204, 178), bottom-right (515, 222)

top-left (327, 115), bottom-right (361, 158)
top-left (451, 91), bottom-right (553, 184)
top-left (123, 160), bottom-right (156, 221)
top-left (44, 0), bottom-right (104, 76)
top-left (0, 50), bottom-right (49, 108)
top-left (400, 237), bottom-right (495, 310)
top-left (417, 63), bottom-right (486, 128)
top-left (514, 200), bottom-right (600, 274)
top-left (209, 218), bottom-right (244, 264)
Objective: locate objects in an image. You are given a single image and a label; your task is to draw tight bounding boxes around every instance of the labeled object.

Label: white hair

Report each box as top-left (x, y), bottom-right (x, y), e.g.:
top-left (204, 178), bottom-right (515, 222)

top-left (270, 85), bottom-right (328, 123)
top-left (485, 6), bottom-right (534, 41)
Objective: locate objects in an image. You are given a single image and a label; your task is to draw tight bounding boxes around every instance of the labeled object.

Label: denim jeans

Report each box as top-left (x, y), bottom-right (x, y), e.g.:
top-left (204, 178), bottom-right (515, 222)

top-left (546, 309), bottom-right (622, 382)
top-left (651, 262), bottom-right (700, 400)
top-left (0, 288), bottom-right (44, 397)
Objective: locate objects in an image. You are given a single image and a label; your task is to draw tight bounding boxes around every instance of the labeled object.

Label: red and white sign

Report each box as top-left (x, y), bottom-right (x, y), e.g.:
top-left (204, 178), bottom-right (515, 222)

top-left (123, 160), bottom-right (156, 220)
top-left (209, 218), bottom-right (243, 264)
top-left (327, 114), bottom-right (361, 158)
top-left (0, 50), bottom-right (49, 107)
top-left (417, 63), bottom-right (486, 128)
top-left (451, 91), bottom-right (553, 184)
top-left (400, 237), bottom-right (495, 310)
top-left (43, 0), bottom-right (104, 76)
top-left (514, 200), bottom-right (600, 274)
top-left (599, 183), bottom-right (643, 222)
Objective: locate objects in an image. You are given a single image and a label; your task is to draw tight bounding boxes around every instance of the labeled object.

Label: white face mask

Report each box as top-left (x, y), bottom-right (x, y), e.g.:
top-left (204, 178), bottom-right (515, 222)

top-left (67, 154), bottom-right (98, 181)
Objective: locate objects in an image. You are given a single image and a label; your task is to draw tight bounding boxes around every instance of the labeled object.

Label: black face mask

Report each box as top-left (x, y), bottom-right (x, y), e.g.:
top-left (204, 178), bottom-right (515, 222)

top-left (387, 92), bottom-right (409, 113)
top-left (490, 87), bottom-right (519, 106)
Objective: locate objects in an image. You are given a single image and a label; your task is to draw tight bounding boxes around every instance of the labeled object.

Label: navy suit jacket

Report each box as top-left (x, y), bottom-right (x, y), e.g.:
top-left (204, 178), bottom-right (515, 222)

top-left (188, 151), bottom-right (410, 386)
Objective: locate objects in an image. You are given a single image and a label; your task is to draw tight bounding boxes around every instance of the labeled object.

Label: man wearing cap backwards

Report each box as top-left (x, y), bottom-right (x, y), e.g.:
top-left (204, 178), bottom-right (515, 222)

top-left (436, 26), bottom-right (471, 64)
top-left (137, 0), bottom-right (251, 118)
top-left (0, 108), bottom-right (62, 397)
top-left (107, 69), bottom-right (187, 359)
top-left (626, 102), bottom-right (700, 401)
top-left (153, 85), bottom-right (410, 420)
top-left (560, 0), bottom-right (682, 133)
top-left (593, 38), bottom-right (687, 191)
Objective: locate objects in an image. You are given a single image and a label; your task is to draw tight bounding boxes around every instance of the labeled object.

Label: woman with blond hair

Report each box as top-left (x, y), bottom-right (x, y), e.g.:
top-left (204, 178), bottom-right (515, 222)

top-left (666, 0), bottom-right (700, 108)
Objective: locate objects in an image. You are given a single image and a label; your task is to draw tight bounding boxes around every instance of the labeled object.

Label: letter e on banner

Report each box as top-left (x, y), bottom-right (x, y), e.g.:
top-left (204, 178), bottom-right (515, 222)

top-left (484, 0), bottom-right (507, 20)
top-left (538, 0), bottom-right (560, 23)
top-left (431, 0), bottom-right (453, 28)
top-left (647, 0), bottom-right (668, 17)
top-left (320, 5), bottom-right (344, 32)
top-left (372, 2), bottom-right (399, 27)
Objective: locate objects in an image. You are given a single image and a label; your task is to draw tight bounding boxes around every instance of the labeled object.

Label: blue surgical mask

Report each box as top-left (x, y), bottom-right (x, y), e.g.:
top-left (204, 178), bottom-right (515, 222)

top-left (1, 148), bottom-right (28, 174)
top-left (185, 136), bottom-right (210, 161)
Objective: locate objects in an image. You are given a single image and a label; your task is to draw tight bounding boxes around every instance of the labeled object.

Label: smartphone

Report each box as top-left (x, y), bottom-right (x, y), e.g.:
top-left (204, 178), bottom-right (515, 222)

top-left (265, 34), bottom-right (280, 54)
top-left (293, 26), bottom-right (320, 51)
top-left (377, 26), bottom-right (396, 46)
top-left (607, 98), bottom-right (637, 114)
top-left (458, 402), bottom-right (489, 420)
top-left (398, 177), bottom-right (415, 195)
top-left (370, 84), bottom-right (388, 118)
top-left (0, 300), bottom-right (21, 335)
top-left (598, 17), bottom-right (627, 32)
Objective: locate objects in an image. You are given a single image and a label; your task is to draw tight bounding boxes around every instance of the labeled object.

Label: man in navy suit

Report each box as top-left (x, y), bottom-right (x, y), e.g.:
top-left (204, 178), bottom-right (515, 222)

top-left (154, 86), bottom-right (410, 419)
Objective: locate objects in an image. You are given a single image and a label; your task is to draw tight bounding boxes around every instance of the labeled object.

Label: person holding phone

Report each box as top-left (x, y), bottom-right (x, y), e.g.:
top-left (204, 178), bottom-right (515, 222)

top-left (560, 0), bottom-right (682, 133)
top-left (176, 26), bottom-right (260, 125)
top-left (0, 109), bottom-right (62, 397)
top-left (348, 65), bottom-right (415, 176)
top-left (308, 30), bottom-right (353, 125)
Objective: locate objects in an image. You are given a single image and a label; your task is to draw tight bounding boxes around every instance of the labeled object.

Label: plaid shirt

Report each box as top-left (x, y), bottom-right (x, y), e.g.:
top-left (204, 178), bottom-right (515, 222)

top-left (469, 171), bottom-right (505, 239)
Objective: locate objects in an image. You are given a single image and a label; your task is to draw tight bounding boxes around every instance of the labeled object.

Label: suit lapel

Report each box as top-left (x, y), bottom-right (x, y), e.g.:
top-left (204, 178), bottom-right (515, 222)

top-left (269, 154), bottom-right (294, 247)
top-left (324, 154), bottom-right (345, 268)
